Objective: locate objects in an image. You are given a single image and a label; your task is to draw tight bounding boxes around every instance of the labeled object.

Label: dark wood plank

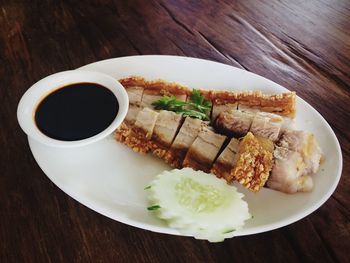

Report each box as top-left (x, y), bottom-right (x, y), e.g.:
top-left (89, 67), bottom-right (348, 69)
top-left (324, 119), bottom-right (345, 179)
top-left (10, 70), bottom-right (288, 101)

top-left (0, 0), bottom-right (349, 262)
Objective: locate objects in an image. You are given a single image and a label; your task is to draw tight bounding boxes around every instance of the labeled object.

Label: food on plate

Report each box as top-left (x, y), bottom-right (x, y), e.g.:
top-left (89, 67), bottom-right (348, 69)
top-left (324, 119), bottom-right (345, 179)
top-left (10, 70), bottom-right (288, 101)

top-left (121, 107), bottom-right (159, 153)
top-left (145, 168), bottom-right (251, 242)
top-left (267, 130), bottom-right (323, 193)
top-left (124, 86), bottom-right (143, 124)
top-left (164, 117), bottom-right (204, 168)
top-left (215, 110), bottom-right (284, 141)
top-left (250, 112), bottom-right (284, 141)
top-left (120, 76), bottom-right (296, 118)
top-left (115, 76), bottom-right (323, 194)
top-left (152, 89), bottom-right (212, 121)
top-left (230, 132), bottom-right (273, 192)
top-left (151, 110), bottom-right (183, 158)
top-left (215, 109), bottom-right (255, 137)
top-left (183, 127), bottom-right (226, 173)
top-left (211, 138), bottom-right (239, 181)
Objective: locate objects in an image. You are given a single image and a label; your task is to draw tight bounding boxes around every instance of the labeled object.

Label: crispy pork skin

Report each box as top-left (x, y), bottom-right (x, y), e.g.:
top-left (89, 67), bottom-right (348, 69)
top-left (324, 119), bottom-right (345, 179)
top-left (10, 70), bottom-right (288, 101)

top-left (231, 132), bottom-right (273, 192)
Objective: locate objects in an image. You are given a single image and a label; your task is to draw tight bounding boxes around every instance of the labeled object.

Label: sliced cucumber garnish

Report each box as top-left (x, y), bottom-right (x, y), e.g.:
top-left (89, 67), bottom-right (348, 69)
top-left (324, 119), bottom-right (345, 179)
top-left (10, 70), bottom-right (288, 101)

top-left (146, 168), bottom-right (251, 242)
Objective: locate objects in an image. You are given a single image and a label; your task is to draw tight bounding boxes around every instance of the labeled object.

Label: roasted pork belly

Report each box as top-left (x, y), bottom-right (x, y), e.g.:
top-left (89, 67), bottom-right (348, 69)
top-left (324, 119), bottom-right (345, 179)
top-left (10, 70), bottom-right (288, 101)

top-left (237, 104), bottom-right (261, 113)
top-left (267, 146), bottom-right (313, 193)
top-left (141, 92), bottom-right (164, 108)
top-left (215, 109), bottom-right (255, 137)
top-left (237, 92), bottom-right (296, 118)
top-left (122, 107), bottom-right (159, 153)
top-left (134, 107), bottom-right (159, 140)
top-left (125, 105), bottom-right (142, 125)
top-left (231, 132), bottom-right (273, 192)
top-left (123, 86), bottom-right (144, 125)
top-left (250, 112), bottom-right (283, 141)
top-left (120, 76), bottom-right (296, 118)
top-left (151, 110), bottom-right (183, 158)
top-left (114, 77), bottom-right (321, 195)
top-left (277, 130), bottom-right (323, 175)
top-left (211, 103), bottom-right (237, 121)
top-left (164, 117), bottom-right (204, 168)
top-left (126, 86), bottom-right (143, 105)
top-left (211, 138), bottom-right (239, 181)
top-left (183, 127), bottom-right (226, 173)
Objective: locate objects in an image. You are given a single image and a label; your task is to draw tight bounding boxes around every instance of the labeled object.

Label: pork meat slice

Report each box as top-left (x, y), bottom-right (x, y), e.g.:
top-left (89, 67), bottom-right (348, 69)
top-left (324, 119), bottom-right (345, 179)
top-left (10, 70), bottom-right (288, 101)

top-left (126, 86), bottom-right (143, 105)
top-left (215, 109), bottom-right (256, 137)
top-left (211, 138), bottom-right (239, 181)
top-left (151, 110), bottom-right (183, 158)
top-left (124, 86), bottom-right (144, 125)
top-left (125, 105), bottom-right (142, 125)
top-left (267, 146), bottom-right (313, 193)
top-left (121, 107), bottom-right (159, 153)
top-left (211, 103), bottom-right (237, 121)
top-left (164, 117), bottom-right (203, 168)
top-left (133, 107), bottom-right (159, 140)
top-left (250, 112), bottom-right (283, 141)
top-left (183, 127), bottom-right (226, 173)
top-left (237, 104), bottom-right (261, 113)
top-left (277, 130), bottom-right (323, 175)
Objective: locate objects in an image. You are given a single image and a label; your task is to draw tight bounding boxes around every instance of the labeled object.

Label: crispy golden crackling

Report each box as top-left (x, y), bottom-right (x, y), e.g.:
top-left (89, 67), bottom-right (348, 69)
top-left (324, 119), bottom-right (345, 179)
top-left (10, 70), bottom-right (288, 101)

top-left (120, 76), bottom-right (296, 118)
top-left (120, 76), bottom-right (190, 96)
top-left (230, 132), bottom-right (273, 192)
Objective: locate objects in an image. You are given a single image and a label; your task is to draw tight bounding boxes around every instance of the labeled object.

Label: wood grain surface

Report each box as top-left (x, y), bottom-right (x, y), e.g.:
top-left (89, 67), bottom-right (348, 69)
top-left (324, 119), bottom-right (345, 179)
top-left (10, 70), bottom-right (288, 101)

top-left (1, 0), bottom-right (349, 262)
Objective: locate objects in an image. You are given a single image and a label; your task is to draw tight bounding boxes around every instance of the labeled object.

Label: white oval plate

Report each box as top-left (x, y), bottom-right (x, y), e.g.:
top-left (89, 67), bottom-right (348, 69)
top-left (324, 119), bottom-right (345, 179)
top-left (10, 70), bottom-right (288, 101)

top-left (28, 55), bottom-right (342, 236)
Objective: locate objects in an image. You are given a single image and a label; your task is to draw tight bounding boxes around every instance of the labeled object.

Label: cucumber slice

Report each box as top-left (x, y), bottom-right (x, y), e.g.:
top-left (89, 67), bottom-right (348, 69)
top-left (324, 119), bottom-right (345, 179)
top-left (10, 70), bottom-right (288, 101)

top-left (146, 168), bottom-right (251, 242)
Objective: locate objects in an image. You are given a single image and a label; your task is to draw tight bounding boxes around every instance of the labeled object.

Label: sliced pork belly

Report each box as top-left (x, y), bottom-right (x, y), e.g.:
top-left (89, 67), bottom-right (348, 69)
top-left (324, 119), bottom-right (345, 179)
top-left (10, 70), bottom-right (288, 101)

top-left (250, 112), bottom-right (283, 141)
top-left (236, 92), bottom-right (296, 118)
top-left (126, 86), bottom-right (143, 105)
top-left (183, 127), bottom-right (226, 173)
top-left (123, 107), bottom-right (159, 153)
top-left (141, 92), bottom-right (163, 109)
top-left (123, 86), bottom-right (144, 125)
top-left (211, 103), bottom-right (237, 121)
top-left (134, 108), bottom-right (159, 140)
top-left (151, 111), bottom-right (183, 158)
top-left (267, 146), bottom-right (313, 193)
top-left (125, 105), bottom-right (142, 125)
top-left (164, 117), bottom-right (203, 168)
top-left (215, 109), bottom-right (255, 137)
top-left (115, 86), bottom-right (144, 141)
top-left (277, 130), bottom-right (323, 175)
top-left (237, 104), bottom-right (261, 113)
top-left (211, 138), bottom-right (239, 181)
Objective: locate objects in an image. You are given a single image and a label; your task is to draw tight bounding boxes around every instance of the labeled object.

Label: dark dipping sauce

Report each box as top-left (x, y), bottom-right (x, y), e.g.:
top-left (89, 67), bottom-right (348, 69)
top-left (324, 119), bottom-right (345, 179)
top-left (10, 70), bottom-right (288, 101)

top-left (35, 82), bottom-right (118, 141)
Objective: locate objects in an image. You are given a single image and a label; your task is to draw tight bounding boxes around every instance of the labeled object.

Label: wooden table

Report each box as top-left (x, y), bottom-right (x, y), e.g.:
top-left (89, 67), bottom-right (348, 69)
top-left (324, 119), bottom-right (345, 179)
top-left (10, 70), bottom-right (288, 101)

top-left (1, 1), bottom-right (349, 262)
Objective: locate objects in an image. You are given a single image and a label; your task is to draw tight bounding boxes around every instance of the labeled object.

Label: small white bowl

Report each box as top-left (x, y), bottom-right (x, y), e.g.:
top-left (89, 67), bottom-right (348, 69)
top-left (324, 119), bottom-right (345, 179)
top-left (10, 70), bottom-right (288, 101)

top-left (17, 70), bottom-right (129, 148)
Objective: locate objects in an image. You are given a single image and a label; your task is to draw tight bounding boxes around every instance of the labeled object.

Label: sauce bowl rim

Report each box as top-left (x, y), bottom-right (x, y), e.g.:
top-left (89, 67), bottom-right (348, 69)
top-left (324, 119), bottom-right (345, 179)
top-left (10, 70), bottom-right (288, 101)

top-left (17, 70), bottom-right (129, 148)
